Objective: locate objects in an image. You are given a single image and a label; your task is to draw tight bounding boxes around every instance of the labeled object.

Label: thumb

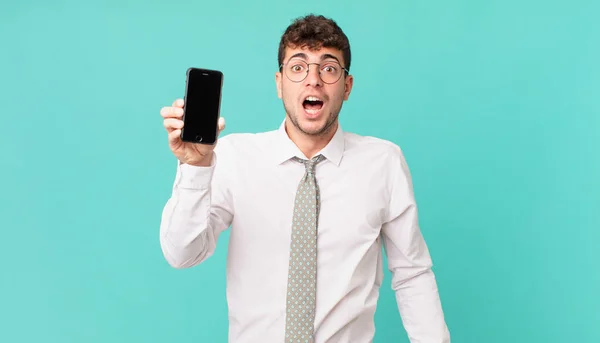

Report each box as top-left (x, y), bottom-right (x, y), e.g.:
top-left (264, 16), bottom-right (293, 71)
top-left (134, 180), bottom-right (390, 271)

top-left (218, 117), bottom-right (226, 133)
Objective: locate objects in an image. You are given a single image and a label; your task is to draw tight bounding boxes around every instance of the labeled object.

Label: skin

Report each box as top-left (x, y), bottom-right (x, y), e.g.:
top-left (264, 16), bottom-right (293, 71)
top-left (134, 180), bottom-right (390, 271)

top-left (160, 45), bottom-right (353, 165)
top-left (160, 99), bottom-right (225, 167)
top-left (276, 46), bottom-right (354, 159)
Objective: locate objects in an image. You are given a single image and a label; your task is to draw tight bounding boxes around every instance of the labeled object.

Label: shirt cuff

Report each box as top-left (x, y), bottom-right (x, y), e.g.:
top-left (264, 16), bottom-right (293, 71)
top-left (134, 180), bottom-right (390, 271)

top-left (175, 153), bottom-right (216, 190)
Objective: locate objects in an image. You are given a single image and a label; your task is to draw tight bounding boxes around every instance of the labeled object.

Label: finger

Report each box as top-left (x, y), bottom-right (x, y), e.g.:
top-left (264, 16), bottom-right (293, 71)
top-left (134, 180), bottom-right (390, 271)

top-left (160, 106), bottom-right (184, 118)
top-left (168, 129), bottom-right (182, 145)
top-left (218, 117), bottom-right (226, 132)
top-left (163, 118), bottom-right (184, 131)
top-left (172, 98), bottom-right (184, 108)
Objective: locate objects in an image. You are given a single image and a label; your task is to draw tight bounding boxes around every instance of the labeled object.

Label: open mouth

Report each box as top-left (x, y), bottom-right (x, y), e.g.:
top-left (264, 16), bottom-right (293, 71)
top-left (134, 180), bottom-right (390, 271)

top-left (302, 96), bottom-right (324, 115)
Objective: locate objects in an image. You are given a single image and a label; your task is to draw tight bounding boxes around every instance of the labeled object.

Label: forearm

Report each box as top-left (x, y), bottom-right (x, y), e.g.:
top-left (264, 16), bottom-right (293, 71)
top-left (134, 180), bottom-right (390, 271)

top-left (393, 269), bottom-right (450, 343)
top-left (159, 159), bottom-right (231, 269)
top-left (160, 184), bottom-right (216, 269)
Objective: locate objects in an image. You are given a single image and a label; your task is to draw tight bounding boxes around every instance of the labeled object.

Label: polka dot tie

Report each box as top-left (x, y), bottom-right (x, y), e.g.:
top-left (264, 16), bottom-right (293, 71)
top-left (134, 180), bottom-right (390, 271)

top-left (284, 154), bottom-right (325, 343)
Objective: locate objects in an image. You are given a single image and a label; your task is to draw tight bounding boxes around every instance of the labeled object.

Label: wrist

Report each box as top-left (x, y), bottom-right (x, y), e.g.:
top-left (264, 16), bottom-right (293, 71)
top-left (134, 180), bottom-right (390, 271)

top-left (185, 152), bottom-right (214, 167)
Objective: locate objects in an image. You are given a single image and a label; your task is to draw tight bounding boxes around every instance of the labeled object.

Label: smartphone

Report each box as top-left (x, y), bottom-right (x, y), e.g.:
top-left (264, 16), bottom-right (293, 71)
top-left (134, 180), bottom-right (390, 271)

top-left (180, 67), bottom-right (224, 144)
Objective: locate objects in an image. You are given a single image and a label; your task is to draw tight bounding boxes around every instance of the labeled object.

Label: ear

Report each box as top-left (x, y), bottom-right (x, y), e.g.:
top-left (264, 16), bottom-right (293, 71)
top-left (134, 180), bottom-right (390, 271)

top-left (343, 74), bottom-right (354, 101)
top-left (275, 71), bottom-right (283, 99)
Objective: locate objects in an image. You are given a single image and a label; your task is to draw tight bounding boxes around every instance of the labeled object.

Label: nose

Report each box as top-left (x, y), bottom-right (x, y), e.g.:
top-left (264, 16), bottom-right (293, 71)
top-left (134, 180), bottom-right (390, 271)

top-left (304, 65), bottom-right (322, 87)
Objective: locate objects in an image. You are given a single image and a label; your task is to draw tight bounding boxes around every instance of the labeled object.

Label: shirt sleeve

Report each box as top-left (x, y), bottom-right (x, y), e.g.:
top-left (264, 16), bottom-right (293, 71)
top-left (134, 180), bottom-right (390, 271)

top-left (159, 142), bottom-right (234, 269)
top-left (380, 146), bottom-right (451, 343)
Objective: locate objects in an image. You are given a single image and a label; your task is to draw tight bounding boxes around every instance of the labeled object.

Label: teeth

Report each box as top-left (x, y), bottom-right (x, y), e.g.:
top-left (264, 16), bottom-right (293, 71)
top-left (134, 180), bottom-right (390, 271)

top-left (305, 96), bottom-right (322, 102)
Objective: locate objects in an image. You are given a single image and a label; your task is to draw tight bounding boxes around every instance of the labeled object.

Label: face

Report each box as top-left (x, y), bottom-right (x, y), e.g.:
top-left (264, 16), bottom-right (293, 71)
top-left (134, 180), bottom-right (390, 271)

top-left (276, 46), bottom-right (353, 137)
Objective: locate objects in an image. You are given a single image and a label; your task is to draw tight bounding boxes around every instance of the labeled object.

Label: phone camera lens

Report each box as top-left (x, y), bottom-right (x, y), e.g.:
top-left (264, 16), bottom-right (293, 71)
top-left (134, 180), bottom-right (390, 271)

top-left (195, 135), bottom-right (203, 142)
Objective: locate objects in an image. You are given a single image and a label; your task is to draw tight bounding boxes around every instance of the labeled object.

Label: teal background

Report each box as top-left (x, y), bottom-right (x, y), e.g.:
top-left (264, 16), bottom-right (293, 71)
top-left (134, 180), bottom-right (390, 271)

top-left (1, 0), bottom-right (598, 342)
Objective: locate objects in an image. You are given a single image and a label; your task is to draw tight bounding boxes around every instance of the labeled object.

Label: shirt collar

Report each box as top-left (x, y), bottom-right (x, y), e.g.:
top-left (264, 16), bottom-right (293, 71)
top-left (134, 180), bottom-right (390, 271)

top-left (272, 119), bottom-right (345, 166)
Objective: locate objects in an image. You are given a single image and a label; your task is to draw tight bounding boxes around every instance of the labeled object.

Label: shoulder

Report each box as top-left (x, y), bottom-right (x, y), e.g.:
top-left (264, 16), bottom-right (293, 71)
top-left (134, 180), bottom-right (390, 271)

top-left (212, 129), bottom-right (280, 168)
top-left (341, 131), bottom-right (413, 185)
top-left (341, 131), bottom-right (416, 204)
top-left (343, 131), bottom-right (406, 162)
top-left (215, 129), bottom-right (277, 151)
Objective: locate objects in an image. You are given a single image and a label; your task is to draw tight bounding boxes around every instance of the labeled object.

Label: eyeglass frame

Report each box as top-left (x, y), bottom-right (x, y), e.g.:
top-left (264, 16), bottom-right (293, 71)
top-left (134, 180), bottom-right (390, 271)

top-left (279, 58), bottom-right (350, 84)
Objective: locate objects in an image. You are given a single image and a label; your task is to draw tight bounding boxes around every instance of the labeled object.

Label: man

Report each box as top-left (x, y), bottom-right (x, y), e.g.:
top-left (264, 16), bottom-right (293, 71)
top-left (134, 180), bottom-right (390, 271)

top-left (159, 14), bottom-right (450, 343)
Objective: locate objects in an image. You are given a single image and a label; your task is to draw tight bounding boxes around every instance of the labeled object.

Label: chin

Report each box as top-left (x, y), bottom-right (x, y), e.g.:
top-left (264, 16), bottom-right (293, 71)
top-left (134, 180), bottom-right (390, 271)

top-left (297, 112), bottom-right (336, 136)
top-left (298, 122), bottom-right (325, 135)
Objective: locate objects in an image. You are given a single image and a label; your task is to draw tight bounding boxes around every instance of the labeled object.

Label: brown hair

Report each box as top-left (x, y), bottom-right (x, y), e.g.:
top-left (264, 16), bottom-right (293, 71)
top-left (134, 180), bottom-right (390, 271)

top-left (278, 14), bottom-right (351, 72)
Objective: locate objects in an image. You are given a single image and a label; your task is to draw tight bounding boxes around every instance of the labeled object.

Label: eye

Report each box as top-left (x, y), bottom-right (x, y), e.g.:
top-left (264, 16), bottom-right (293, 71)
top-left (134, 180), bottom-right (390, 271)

top-left (322, 64), bottom-right (338, 73)
top-left (290, 64), bottom-right (305, 73)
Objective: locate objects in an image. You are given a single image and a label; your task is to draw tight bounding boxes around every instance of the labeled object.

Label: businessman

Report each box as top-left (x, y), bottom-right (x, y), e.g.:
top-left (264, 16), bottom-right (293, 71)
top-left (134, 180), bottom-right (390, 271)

top-left (159, 14), bottom-right (450, 343)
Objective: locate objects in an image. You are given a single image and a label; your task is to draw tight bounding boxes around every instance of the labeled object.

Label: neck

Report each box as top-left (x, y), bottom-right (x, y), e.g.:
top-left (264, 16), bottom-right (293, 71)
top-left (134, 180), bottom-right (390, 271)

top-left (285, 119), bottom-right (337, 159)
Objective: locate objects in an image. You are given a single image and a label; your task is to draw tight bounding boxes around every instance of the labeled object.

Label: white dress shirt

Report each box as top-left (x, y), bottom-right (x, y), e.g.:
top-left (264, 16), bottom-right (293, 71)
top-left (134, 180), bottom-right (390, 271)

top-left (159, 120), bottom-right (450, 343)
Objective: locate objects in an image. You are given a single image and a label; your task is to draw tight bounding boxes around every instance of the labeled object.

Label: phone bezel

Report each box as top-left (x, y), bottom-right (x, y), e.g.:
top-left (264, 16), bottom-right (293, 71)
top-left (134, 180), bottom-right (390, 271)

top-left (180, 67), bottom-right (224, 145)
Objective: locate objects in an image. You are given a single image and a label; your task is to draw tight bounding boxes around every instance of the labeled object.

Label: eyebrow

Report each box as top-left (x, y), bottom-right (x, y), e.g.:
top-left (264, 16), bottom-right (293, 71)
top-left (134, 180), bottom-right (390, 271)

top-left (287, 52), bottom-right (342, 65)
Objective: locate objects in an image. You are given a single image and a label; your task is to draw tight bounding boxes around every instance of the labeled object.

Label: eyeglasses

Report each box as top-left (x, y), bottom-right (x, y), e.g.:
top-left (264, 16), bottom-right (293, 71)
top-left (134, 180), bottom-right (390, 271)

top-left (280, 59), bottom-right (349, 84)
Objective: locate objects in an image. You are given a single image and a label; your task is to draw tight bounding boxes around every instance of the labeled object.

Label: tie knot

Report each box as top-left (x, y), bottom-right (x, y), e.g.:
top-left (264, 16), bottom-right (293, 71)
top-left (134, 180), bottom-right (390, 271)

top-left (294, 154), bottom-right (324, 174)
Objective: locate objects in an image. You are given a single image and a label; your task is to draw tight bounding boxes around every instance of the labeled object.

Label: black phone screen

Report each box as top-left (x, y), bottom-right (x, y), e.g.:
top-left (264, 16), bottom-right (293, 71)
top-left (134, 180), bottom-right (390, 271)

top-left (181, 68), bottom-right (223, 144)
